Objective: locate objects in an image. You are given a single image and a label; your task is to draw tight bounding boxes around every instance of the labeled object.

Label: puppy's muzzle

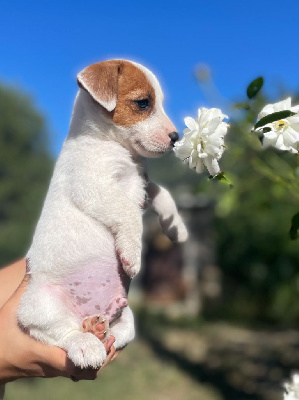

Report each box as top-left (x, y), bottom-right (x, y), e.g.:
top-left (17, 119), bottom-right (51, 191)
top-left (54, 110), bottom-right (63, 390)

top-left (169, 132), bottom-right (179, 147)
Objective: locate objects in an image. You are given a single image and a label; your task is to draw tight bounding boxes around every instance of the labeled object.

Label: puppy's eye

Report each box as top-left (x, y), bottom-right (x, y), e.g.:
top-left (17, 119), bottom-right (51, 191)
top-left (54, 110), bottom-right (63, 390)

top-left (134, 99), bottom-right (150, 110)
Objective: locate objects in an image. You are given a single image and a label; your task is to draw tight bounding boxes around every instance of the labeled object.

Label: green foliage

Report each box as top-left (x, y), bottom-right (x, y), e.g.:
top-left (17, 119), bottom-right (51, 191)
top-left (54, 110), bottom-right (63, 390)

top-left (233, 102), bottom-right (250, 110)
top-left (211, 95), bottom-right (299, 323)
top-left (254, 110), bottom-right (296, 130)
top-left (146, 151), bottom-right (203, 195)
top-left (209, 171), bottom-right (233, 188)
top-left (148, 90), bottom-right (299, 324)
top-left (0, 83), bottom-right (53, 266)
top-left (290, 212), bottom-right (299, 240)
top-left (246, 76), bottom-right (264, 99)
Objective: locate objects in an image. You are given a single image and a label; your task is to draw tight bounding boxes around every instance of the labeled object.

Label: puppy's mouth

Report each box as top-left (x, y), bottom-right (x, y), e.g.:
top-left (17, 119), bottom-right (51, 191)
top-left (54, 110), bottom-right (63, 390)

top-left (134, 139), bottom-right (170, 155)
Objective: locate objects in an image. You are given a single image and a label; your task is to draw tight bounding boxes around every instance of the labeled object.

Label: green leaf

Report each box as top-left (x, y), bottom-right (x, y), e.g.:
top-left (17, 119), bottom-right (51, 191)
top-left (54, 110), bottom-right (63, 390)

top-left (290, 212), bottom-right (299, 240)
top-left (234, 102), bottom-right (250, 110)
top-left (247, 77), bottom-right (264, 99)
top-left (254, 110), bottom-right (297, 130)
top-left (262, 127), bottom-right (272, 133)
top-left (209, 172), bottom-right (233, 188)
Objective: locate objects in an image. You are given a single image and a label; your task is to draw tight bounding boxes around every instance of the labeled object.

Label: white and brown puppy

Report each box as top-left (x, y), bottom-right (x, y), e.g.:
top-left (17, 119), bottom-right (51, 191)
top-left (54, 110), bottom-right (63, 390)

top-left (18, 60), bottom-right (188, 369)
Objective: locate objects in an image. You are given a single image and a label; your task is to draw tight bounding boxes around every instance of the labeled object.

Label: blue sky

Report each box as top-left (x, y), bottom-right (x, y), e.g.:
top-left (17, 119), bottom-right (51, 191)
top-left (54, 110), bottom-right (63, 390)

top-left (1, 0), bottom-right (299, 155)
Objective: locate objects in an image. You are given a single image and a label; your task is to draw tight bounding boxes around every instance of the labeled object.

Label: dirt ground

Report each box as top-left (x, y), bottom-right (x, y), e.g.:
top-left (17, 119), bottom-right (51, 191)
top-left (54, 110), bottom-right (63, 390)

top-left (139, 314), bottom-right (299, 400)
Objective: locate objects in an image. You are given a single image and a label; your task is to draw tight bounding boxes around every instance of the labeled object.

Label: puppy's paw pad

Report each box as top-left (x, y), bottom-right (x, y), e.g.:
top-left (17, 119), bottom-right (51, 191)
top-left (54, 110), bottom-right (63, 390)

top-left (82, 315), bottom-right (109, 339)
top-left (64, 332), bottom-right (107, 369)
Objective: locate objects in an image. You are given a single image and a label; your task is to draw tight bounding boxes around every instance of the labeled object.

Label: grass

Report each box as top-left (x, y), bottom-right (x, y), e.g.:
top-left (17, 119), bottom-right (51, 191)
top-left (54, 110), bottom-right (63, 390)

top-left (4, 338), bottom-right (221, 400)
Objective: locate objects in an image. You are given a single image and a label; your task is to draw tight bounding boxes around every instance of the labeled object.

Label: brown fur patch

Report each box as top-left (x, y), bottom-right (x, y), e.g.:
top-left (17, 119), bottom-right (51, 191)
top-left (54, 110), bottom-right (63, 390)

top-left (78, 60), bottom-right (156, 127)
top-left (77, 60), bottom-right (120, 109)
top-left (112, 61), bottom-right (156, 127)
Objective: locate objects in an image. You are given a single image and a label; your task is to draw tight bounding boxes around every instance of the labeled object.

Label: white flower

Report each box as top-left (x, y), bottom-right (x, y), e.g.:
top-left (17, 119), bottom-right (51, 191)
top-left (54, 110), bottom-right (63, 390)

top-left (173, 107), bottom-right (229, 176)
top-left (257, 97), bottom-right (299, 153)
top-left (284, 373), bottom-right (299, 400)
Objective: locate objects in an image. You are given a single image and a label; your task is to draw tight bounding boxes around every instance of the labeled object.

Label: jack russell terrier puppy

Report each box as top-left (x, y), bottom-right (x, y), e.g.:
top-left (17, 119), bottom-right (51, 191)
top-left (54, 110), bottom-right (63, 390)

top-left (18, 59), bottom-right (188, 369)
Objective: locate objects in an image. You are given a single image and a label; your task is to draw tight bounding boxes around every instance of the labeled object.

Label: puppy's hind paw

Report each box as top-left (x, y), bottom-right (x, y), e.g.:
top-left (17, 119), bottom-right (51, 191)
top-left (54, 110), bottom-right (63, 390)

top-left (82, 314), bottom-right (110, 341)
top-left (63, 331), bottom-right (107, 369)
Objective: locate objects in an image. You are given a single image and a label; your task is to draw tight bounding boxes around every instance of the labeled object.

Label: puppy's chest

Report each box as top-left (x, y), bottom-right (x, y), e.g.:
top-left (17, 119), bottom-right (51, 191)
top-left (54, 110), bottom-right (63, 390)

top-left (117, 166), bottom-right (146, 206)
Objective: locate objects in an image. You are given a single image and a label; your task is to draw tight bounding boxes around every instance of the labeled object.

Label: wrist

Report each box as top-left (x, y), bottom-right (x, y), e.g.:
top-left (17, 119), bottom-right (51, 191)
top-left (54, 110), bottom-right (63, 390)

top-left (0, 345), bottom-right (44, 384)
top-left (0, 354), bottom-right (15, 385)
top-left (0, 296), bottom-right (43, 383)
top-left (0, 259), bottom-right (26, 309)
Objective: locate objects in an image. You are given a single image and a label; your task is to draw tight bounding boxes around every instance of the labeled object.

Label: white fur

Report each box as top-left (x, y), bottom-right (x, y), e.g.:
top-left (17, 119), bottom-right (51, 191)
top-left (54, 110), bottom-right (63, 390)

top-left (18, 60), bottom-right (188, 369)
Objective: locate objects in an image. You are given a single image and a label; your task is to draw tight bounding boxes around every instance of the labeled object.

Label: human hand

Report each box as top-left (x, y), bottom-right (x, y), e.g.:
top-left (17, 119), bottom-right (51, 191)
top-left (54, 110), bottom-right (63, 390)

top-left (0, 274), bottom-right (117, 385)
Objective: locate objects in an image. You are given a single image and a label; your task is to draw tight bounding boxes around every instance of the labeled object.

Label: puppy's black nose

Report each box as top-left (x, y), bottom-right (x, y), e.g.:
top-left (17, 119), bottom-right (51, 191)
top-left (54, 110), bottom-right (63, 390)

top-left (169, 131), bottom-right (179, 144)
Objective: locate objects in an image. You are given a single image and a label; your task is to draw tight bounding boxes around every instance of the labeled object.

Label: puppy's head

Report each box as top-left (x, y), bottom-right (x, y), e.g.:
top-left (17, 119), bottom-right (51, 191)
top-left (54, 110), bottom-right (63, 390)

top-left (77, 60), bottom-right (178, 157)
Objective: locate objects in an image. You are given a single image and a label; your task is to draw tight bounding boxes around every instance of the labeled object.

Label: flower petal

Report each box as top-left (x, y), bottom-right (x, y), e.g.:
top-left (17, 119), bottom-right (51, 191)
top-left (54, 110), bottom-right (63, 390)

top-left (195, 160), bottom-right (203, 173)
top-left (203, 156), bottom-right (220, 176)
top-left (258, 104), bottom-right (274, 120)
top-left (173, 138), bottom-right (194, 160)
top-left (175, 107), bottom-right (228, 175)
top-left (273, 97), bottom-right (291, 112)
top-left (283, 128), bottom-right (299, 146)
top-left (184, 117), bottom-right (199, 132)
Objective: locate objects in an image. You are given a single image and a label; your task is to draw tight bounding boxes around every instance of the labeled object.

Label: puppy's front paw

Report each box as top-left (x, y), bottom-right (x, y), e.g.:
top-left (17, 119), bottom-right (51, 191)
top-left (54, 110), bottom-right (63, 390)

top-left (63, 331), bottom-right (107, 369)
top-left (175, 220), bottom-right (188, 242)
top-left (116, 235), bottom-right (141, 278)
top-left (160, 215), bottom-right (188, 243)
top-left (118, 252), bottom-right (141, 278)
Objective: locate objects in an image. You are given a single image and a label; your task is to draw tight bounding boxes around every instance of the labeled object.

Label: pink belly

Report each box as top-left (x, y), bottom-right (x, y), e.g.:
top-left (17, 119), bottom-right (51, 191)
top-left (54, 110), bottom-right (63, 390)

top-left (64, 259), bottom-right (130, 323)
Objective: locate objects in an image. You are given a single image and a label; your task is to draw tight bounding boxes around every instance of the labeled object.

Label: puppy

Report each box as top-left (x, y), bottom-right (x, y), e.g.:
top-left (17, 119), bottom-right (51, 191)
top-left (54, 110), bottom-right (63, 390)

top-left (18, 60), bottom-right (188, 368)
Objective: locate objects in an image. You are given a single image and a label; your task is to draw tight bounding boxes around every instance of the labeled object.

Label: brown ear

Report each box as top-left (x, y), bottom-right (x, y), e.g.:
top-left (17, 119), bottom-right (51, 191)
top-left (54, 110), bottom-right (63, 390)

top-left (77, 60), bottom-right (122, 112)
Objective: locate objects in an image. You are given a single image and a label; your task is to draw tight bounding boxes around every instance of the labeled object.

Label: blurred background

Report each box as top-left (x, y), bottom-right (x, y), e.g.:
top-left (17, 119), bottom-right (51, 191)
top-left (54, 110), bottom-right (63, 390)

top-left (1, 0), bottom-right (299, 399)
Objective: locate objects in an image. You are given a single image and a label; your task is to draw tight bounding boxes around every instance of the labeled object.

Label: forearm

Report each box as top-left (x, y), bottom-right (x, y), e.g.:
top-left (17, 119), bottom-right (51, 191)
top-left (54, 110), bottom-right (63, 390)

top-left (0, 259), bottom-right (26, 309)
top-left (146, 181), bottom-right (188, 243)
top-left (146, 181), bottom-right (178, 218)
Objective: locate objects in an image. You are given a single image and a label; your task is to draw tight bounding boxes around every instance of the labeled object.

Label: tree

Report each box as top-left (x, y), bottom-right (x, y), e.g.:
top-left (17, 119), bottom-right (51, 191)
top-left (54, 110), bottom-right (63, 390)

top-left (0, 83), bottom-right (53, 266)
top-left (148, 83), bottom-right (299, 324)
top-left (213, 95), bottom-right (299, 323)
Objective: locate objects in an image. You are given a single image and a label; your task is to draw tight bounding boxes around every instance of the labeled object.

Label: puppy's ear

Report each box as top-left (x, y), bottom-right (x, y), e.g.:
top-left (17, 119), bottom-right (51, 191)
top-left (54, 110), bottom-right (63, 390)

top-left (77, 60), bottom-right (122, 112)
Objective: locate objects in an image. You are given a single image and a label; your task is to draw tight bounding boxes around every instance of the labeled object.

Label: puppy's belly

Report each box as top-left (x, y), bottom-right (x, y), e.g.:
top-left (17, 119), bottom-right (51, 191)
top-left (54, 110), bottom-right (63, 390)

top-left (64, 259), bottom-right (130, 323)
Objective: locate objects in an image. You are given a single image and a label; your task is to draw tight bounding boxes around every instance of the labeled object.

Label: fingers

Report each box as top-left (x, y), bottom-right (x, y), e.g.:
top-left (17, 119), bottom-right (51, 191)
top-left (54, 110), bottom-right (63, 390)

top-left (111, 349), bottom-right (121, 361)
top-left (104, 335), bottom-right (115, 354)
